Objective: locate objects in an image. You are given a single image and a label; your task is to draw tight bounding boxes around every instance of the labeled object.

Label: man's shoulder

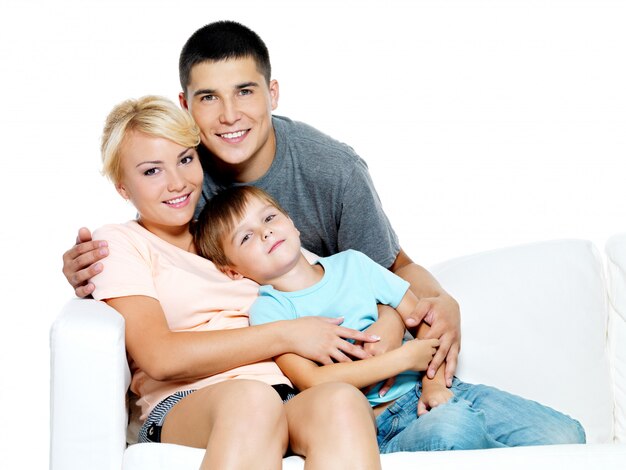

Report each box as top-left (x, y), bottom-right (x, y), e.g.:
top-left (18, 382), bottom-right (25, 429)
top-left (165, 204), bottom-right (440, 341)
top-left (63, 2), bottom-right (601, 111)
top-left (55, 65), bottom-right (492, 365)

top-left (273, 114), bottom-right (362, 163)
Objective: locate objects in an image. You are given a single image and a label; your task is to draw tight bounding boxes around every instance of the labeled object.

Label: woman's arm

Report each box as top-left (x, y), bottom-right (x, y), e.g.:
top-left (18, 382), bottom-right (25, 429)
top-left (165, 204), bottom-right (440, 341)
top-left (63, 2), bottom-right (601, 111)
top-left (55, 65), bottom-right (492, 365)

top-left (106, 295), bottom-right (380, 382)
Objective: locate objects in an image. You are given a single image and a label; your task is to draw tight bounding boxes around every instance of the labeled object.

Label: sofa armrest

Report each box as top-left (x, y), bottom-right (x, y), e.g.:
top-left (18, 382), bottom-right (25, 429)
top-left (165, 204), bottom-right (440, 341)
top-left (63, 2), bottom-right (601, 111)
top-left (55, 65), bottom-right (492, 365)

top-left (50, 298), bottom-right (131, 470)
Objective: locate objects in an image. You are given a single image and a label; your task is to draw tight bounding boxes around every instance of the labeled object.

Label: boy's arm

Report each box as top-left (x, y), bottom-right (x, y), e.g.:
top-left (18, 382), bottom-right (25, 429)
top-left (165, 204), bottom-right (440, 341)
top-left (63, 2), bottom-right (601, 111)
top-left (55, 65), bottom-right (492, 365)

top-left (275, 335), bottom-right (439, 392)
top-left (391, 248), bottom-right (461, 386)
top-left (360, 304), bottom-right (406, 397)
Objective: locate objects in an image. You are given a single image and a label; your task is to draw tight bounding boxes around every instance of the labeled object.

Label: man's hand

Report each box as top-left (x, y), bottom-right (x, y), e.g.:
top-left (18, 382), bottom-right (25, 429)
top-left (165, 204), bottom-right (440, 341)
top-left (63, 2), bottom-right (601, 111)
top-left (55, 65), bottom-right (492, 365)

top-left (389, 250), bottom-right (461, 386)
top-left (62, 227), bottom-right (109, 298)
top-left (409, 294), bottom-right (460, 387)
top-left (417, 382), bottom-right (454, 416)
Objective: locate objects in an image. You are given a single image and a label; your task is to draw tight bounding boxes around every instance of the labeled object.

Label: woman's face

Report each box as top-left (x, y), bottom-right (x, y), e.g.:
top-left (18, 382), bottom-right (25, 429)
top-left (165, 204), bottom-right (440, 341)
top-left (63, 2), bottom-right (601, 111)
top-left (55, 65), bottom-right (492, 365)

top-left (116, 130), bottom-right (203, 239)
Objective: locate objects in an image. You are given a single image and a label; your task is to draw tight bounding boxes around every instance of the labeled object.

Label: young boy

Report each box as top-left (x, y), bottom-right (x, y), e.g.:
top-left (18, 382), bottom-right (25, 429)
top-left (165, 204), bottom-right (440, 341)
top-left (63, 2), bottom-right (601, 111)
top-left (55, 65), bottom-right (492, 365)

top-left (194, 185), bottom-right (444, 407)
top-left (194, 185), bottom-right (586, 453)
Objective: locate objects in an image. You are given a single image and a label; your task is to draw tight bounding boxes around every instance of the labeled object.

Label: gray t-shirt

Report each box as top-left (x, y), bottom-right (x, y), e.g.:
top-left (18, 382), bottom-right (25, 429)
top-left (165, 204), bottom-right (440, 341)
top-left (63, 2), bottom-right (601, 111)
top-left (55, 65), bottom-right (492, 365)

top-left (197, 115), bottom-right (400, 268)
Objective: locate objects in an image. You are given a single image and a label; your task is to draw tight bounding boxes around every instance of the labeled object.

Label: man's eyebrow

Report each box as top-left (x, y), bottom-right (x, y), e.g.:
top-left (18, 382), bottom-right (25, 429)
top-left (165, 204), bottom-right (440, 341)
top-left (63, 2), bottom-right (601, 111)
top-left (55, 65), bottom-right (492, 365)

top-left (236, 81), bottom-right (259, 89)
top-left (193, 82), bottom-right (259, 97)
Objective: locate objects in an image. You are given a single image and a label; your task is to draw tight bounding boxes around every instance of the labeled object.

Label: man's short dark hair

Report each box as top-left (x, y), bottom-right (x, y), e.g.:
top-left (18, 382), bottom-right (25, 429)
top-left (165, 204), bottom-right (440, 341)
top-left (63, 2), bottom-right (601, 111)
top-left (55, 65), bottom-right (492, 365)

top-left (179, 20), bottom-right (272, 93)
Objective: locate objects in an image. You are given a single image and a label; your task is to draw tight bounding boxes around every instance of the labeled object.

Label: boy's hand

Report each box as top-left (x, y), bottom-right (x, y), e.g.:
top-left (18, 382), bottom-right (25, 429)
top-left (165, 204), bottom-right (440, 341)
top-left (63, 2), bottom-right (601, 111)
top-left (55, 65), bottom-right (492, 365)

top-left (417, 383), bottom-right (454, 416)
top-left (401, 338), bottom-right (440, 372)
top-left (62, 227), bottom-right (109, 298)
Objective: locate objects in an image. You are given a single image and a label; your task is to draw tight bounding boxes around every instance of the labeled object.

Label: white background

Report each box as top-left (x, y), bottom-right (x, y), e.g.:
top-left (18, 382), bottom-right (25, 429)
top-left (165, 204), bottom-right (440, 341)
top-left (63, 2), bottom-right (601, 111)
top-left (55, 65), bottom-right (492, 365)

top-left (1, 0), bottom-right (625, 467)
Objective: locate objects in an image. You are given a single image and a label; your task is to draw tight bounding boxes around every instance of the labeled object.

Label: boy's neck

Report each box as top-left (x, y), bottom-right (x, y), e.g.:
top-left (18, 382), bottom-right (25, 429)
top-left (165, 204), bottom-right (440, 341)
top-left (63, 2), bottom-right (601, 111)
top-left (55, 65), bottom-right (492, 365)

top-left (266, 255), bottom-right (325, 292)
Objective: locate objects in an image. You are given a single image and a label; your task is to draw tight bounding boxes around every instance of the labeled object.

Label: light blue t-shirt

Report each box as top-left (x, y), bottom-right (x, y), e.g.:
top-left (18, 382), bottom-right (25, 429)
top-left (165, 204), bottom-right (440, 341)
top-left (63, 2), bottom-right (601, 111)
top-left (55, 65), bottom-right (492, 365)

top-left (249, 249), bottom-right (419, 406)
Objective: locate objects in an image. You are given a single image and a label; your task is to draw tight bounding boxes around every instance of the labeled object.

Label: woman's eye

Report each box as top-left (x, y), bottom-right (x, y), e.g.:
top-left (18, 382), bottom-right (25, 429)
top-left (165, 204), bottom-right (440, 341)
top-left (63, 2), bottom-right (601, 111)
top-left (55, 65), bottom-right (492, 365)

top-left (180, 155), bottom-right (194, 165)
top-left (143, 168), bottom-right (159, 176)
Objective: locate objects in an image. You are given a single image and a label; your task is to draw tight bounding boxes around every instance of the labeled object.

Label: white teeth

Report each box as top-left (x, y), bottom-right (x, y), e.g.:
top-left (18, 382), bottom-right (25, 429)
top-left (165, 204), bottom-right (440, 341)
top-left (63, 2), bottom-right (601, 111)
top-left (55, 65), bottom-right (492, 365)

top-left (221, 130), bottom-right (246, 139)
top-left (165, 195), bottom-right (188, 205)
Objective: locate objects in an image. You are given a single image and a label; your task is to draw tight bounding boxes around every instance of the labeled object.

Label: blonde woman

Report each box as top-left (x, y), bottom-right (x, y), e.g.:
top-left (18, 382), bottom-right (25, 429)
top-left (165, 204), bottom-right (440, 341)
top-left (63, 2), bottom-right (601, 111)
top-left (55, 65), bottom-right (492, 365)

top-left (91, 95), bottom-right (382, 470)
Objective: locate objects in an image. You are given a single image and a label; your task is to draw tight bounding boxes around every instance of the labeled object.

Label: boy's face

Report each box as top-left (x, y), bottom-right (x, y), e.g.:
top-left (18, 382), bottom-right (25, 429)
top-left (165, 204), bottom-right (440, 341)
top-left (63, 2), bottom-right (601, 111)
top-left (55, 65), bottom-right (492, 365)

top-left (221, 196), bottom-right (302, 284)
top-left (180, 57), bottom-right (279, 181)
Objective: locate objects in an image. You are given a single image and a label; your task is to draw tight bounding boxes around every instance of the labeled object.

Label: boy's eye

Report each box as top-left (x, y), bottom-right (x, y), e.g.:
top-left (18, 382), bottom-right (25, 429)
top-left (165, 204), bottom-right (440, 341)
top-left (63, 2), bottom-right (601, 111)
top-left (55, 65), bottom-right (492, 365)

top-left (240, 233), bottom-right (251, 245)
top-left (264, 214), bottom-right (276, 223)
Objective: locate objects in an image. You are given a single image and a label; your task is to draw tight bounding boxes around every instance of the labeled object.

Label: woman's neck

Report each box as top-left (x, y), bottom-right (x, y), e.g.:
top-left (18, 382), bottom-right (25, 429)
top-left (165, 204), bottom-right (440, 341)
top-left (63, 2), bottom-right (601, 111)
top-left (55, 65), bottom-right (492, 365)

top-left (137, 218), bottom-right (196, 253)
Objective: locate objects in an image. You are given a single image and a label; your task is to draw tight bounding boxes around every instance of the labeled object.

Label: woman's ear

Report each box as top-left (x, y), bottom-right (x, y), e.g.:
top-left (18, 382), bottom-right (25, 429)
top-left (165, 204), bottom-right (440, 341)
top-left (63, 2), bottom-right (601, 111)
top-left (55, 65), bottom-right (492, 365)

top-left (116, 183), bottom-right (129, 201)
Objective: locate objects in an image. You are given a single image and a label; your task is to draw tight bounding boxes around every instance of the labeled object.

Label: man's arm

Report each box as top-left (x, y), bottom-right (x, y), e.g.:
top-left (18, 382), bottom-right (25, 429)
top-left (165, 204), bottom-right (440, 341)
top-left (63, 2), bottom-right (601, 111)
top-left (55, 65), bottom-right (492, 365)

top-left (62, 228), bottom-right (109, 297)
top-left (391, 248), bottom-right (461, 387)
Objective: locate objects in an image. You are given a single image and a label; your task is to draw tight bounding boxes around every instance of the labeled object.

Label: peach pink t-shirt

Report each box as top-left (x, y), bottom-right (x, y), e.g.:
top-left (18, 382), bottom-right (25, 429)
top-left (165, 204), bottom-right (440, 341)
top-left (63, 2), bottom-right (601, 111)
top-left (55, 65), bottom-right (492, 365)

top-left (91, 221), bottom-right (291, 419)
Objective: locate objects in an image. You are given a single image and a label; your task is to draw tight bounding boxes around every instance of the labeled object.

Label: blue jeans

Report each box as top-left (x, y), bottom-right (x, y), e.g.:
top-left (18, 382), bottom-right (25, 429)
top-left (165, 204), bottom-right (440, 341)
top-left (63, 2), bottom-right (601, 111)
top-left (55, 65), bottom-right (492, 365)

top-left (376, 378), bottom-right (586, 453)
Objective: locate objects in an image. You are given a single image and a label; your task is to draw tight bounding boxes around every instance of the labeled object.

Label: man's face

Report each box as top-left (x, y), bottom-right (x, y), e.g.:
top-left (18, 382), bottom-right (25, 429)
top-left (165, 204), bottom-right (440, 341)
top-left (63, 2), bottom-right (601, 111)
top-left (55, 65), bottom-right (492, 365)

top-left (180, 57), bottom-right (279, 181)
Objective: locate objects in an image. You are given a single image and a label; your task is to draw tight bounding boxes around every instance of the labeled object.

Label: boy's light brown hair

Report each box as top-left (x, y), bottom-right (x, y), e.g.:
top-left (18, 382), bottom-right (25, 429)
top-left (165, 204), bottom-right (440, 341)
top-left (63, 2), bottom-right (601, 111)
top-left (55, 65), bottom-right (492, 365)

top-left (194, 186), bottom-right (288, 267)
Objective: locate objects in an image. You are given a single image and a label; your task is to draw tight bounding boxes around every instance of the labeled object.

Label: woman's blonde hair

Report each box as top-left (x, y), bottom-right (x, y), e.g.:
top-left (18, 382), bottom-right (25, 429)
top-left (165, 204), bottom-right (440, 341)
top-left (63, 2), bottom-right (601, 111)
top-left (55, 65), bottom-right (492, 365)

top-left (101, 95), bottom-right (200, 184)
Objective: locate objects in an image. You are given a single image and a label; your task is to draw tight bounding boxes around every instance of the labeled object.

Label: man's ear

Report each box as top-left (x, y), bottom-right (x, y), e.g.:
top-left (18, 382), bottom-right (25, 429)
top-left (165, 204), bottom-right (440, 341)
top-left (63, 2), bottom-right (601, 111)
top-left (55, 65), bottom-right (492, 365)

top-left (220, 265), bottom-right (245, 280)
top-left (179, 92), bottom-right (189, 110)
top-left (269, 79), bottom-right (279, 111)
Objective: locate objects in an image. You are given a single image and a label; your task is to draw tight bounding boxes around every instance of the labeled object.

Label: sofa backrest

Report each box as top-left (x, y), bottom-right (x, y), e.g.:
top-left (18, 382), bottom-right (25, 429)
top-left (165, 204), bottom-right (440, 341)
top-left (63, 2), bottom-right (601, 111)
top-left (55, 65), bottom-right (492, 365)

top-left (430, 239), bottom-right (613, 444)
top-left (605, 233), bottom-right (626, 443)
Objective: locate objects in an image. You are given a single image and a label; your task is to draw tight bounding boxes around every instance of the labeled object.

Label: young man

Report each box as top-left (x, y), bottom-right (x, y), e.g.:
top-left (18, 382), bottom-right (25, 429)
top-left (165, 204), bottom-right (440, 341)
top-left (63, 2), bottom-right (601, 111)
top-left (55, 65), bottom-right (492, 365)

top-left (191, 185), bottom-right (586, 453)
top-left (62, 20), bottom-right (460, 383)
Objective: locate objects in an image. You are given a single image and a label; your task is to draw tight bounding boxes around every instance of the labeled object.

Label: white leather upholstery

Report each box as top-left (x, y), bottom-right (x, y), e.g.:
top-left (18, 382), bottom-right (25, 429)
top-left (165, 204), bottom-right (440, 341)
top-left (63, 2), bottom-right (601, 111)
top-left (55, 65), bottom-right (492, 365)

top-left (50, 238), bottom-right (626, 469)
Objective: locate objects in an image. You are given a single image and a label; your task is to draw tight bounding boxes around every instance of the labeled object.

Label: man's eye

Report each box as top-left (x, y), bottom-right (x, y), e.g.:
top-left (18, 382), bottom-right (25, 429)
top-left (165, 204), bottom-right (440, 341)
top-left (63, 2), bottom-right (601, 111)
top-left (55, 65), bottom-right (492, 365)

top-left (200, 95), bottom-right (216, 101)
top-left (239, 89), bottom-right (252, 96)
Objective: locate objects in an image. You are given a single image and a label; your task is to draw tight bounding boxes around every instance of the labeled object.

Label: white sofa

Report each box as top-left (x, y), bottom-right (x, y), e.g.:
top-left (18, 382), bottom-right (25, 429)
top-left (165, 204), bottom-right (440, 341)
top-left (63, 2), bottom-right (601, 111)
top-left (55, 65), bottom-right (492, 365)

top-left (50, 236), bottom-right (626, 469)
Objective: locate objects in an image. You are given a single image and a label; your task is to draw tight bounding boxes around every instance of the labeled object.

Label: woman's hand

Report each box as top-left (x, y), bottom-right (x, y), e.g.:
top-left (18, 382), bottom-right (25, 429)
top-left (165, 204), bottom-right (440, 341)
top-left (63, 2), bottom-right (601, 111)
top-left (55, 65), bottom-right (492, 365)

top-left (284, 316), bottom-right (381, 365)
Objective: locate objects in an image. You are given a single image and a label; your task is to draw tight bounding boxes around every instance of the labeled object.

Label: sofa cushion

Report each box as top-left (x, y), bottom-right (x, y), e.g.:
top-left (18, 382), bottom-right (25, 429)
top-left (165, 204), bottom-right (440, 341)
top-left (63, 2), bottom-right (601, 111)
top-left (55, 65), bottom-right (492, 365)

top-left (430, 239), bottom-right (613, 443)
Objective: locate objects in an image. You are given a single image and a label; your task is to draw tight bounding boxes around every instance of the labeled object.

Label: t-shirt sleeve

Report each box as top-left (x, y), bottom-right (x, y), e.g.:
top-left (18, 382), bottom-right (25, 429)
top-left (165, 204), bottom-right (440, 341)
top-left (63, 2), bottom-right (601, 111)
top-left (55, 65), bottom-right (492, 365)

top-left (354, 251), bottom-right (409, 308)
top-left (91, 225), bottom-right (158, 301)
top-left (249, 291), bottom-right (296, 326)
top-left (337, 158), bottom-right (401, 269)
